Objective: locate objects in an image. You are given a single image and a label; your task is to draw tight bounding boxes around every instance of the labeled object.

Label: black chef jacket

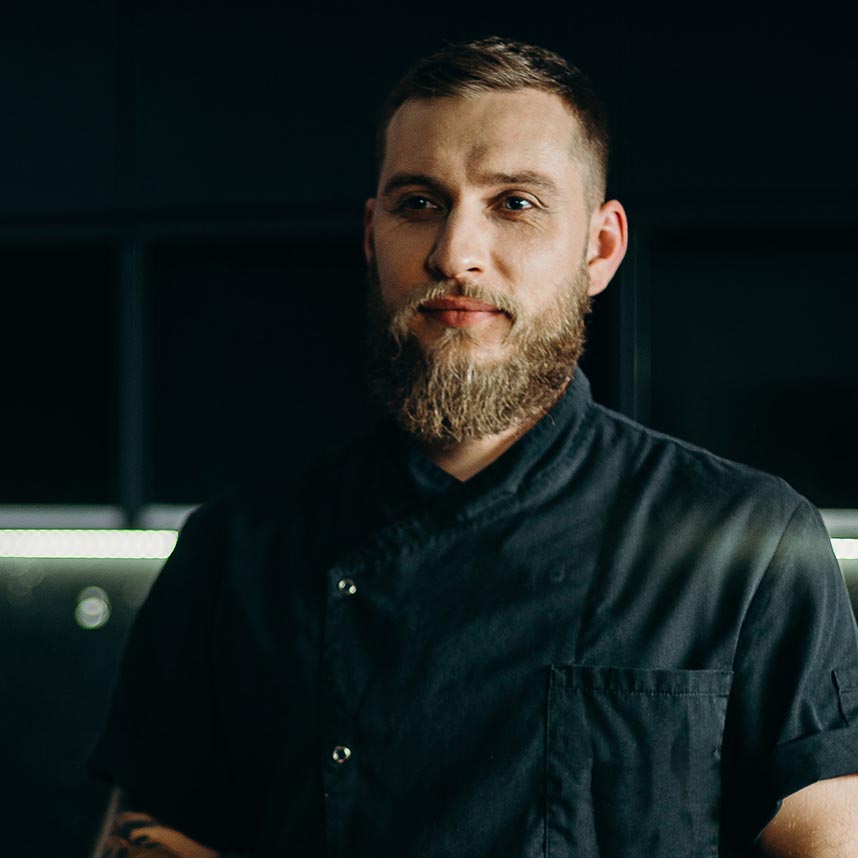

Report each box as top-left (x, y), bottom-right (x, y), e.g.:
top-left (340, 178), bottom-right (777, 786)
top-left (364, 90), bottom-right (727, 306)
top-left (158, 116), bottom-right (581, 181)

top-left (88, 370), bottom-right (858, 857)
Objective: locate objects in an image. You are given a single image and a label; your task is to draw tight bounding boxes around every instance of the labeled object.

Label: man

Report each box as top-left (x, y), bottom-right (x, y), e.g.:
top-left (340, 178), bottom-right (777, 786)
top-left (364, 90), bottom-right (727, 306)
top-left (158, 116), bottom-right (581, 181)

top-left (89, 37), bottom-right (858, 857)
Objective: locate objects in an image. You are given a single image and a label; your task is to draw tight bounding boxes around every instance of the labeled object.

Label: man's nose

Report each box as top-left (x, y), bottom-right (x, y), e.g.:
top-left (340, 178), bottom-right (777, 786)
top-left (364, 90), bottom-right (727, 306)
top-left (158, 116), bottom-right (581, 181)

top-left (426, 206), bottom-right (489, 281)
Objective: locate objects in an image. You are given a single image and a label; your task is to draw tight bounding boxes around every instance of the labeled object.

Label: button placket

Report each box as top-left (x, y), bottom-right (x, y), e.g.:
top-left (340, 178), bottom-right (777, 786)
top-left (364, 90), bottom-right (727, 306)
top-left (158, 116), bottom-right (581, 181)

top-left (326, 569), bottom-right (359, 777)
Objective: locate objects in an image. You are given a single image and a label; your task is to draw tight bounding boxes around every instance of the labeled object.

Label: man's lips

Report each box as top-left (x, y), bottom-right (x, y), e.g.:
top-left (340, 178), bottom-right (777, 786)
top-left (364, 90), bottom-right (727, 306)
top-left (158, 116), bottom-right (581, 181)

top-left (418, 297), bottom-right (506, 329)
top-left (421, 297), bottom-right (500, 312)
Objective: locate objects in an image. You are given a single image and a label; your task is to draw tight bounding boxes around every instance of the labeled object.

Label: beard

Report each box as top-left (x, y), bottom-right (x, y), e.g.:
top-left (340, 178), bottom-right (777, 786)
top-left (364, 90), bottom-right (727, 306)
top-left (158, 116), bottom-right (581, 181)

top-left (365, 256), bottom-right (592, 446)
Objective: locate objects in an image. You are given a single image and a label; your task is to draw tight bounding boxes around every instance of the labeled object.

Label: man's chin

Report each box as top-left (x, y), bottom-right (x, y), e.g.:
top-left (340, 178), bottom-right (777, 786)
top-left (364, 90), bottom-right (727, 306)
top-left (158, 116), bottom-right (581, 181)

top-left (366, 262), bottom-right (591, 445)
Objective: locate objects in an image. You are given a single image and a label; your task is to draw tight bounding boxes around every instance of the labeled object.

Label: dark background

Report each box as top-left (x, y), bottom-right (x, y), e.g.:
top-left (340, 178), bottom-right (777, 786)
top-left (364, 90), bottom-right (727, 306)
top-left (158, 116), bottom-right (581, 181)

top-left (1, 4), bottom-right (856, 854)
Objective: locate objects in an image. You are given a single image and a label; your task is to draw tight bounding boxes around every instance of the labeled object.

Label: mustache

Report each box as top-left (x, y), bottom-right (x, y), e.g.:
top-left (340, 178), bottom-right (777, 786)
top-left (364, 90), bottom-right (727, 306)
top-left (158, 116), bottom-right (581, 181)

top-left (388, 279), bottom-right (521, 328)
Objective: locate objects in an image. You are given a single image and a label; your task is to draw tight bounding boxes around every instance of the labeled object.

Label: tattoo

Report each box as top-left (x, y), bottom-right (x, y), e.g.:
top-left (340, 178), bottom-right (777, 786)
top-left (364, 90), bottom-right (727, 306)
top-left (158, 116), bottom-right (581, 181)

top-left (97, 812), bottom-right (180, 858)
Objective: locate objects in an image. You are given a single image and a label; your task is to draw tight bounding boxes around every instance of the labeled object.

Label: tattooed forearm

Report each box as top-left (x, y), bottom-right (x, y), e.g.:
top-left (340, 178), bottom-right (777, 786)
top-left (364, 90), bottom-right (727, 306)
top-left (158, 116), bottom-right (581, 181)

top-left (97, 812), bottom-right (180, 857)
top-left (92, 789), bottom-right (220, 858)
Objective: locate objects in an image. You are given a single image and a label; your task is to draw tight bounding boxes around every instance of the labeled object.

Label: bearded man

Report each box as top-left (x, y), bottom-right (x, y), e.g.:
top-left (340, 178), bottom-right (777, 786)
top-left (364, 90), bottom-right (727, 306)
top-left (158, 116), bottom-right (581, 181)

top-left (89, 38), bottom-right (858, 858)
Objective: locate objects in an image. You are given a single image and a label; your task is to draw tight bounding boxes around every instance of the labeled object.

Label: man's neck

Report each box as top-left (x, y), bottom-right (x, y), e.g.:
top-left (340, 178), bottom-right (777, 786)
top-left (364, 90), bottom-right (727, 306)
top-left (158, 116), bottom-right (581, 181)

top-left (420, 417), bottom-right (539, 482)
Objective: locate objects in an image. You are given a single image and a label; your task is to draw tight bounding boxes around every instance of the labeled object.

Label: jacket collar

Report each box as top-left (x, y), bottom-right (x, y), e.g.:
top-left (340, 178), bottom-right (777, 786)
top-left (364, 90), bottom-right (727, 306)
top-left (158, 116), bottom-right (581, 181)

top-left (382, 367), bottom-right (595, 520)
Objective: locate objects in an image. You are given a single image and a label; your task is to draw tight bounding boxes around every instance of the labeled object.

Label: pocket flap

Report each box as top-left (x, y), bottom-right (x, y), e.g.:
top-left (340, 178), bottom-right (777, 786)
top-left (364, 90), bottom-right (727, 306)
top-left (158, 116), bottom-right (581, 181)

top-left (551, 664), bottom-right (734, 697)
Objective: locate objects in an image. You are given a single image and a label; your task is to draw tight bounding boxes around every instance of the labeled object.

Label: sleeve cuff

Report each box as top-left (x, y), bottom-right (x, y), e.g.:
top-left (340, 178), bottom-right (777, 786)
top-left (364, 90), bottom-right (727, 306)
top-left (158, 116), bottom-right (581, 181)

top-left (728, 725), bottom-right (858, 849)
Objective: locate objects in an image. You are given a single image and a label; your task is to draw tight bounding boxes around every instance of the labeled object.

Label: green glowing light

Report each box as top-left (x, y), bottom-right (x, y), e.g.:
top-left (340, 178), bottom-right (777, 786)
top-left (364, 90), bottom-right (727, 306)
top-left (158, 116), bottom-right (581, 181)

top-left (0, 530), bottom-right (178, 559)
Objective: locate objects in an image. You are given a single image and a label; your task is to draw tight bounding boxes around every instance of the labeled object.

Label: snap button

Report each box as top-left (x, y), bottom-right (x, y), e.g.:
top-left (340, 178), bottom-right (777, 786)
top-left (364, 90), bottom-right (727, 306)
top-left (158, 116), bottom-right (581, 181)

top-left (332, 745), bottom-right (352, 764)
top-left (337, 578), bottom-right (357, 596)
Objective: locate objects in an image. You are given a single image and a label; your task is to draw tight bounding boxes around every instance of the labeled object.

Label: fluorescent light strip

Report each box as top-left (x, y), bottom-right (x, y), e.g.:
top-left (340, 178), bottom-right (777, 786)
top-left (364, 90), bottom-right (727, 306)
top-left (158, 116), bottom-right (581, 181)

top-left (0, 529), bottom-right (855, 562)
top-left (833, 539), bottom-right (858, 561)
top-left (0, 530), bottom-right (178, 559)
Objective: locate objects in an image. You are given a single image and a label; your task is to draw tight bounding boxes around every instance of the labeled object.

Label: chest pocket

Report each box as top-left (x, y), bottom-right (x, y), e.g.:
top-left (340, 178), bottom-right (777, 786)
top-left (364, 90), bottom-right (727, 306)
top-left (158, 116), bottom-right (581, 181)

top-left (546, 665), bottom-right (733, 858)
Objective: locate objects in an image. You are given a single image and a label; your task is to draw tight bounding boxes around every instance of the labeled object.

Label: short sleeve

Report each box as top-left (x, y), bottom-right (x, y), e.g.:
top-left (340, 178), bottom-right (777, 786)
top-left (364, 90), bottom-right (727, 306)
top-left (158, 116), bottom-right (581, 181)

top-left (721, 497), bottom-right (858, 850)
top-left (86, 504), bottom-right (240, 852)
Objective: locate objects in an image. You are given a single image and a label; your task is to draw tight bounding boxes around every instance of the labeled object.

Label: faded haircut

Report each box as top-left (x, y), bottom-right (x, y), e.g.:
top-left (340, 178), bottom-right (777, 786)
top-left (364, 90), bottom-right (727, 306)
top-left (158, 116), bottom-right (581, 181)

top-left (375, 36), bottom-right (610, 210)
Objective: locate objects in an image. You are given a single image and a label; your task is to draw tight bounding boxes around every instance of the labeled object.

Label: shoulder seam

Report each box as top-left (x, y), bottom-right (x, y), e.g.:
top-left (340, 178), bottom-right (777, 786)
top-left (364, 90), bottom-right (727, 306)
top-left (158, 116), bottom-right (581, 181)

top-left (730, 498), bottom-right (808, 672)
top-left (591, 402), bottom-right (799, 493)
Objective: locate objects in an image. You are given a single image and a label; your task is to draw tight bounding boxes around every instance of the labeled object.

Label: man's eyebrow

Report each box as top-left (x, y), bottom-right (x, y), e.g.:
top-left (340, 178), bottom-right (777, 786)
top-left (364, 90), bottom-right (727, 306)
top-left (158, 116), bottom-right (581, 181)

top-left (381, 173), bottom-right (449, 198)
top-left (380, 170), bottom-right (561, 198)
top-left (477, 170), bottom-right (560, 196)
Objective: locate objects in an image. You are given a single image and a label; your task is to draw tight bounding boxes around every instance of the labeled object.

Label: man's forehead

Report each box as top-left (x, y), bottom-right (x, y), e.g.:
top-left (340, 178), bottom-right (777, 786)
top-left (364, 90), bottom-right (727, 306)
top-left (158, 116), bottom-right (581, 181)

top-left (381, 90), bottom-right (584, 189)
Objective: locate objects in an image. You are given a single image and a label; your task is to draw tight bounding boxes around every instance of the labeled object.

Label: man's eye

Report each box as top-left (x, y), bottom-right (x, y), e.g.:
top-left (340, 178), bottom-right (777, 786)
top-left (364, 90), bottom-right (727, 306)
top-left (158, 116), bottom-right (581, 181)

top-left (400, 196), bottom-right (439, 211)
top-left (502, 196), bottom-right (534, 211)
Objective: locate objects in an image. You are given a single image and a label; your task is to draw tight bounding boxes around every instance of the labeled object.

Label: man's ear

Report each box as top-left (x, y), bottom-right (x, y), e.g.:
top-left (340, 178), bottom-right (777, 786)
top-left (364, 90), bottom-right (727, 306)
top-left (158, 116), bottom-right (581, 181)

top-left (586, 199), bottom-right (628, 297)
top-left (363, 198), bottom-right (376, 263)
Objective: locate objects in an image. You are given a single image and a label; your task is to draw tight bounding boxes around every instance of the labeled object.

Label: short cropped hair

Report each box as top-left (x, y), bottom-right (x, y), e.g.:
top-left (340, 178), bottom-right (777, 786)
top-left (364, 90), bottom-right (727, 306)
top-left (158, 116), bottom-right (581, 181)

top-left (376, 36), bottom-right (610, 209)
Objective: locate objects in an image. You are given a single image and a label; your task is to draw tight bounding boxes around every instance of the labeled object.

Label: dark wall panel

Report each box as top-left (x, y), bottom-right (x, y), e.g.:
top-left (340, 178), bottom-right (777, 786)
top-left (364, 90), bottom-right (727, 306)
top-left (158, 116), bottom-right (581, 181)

top-left (619, 29), bottom-right (858, 198)
top-left (146, 237), bottom-right (374, 502)
top-left (649, 228), bottom-right (858, 508)
top-left (0, 247), bottom-right (118, 503)
top-left (0, 1), bottom-right (117, 214)
top-left (131, 7), bottom-right (386, 210)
